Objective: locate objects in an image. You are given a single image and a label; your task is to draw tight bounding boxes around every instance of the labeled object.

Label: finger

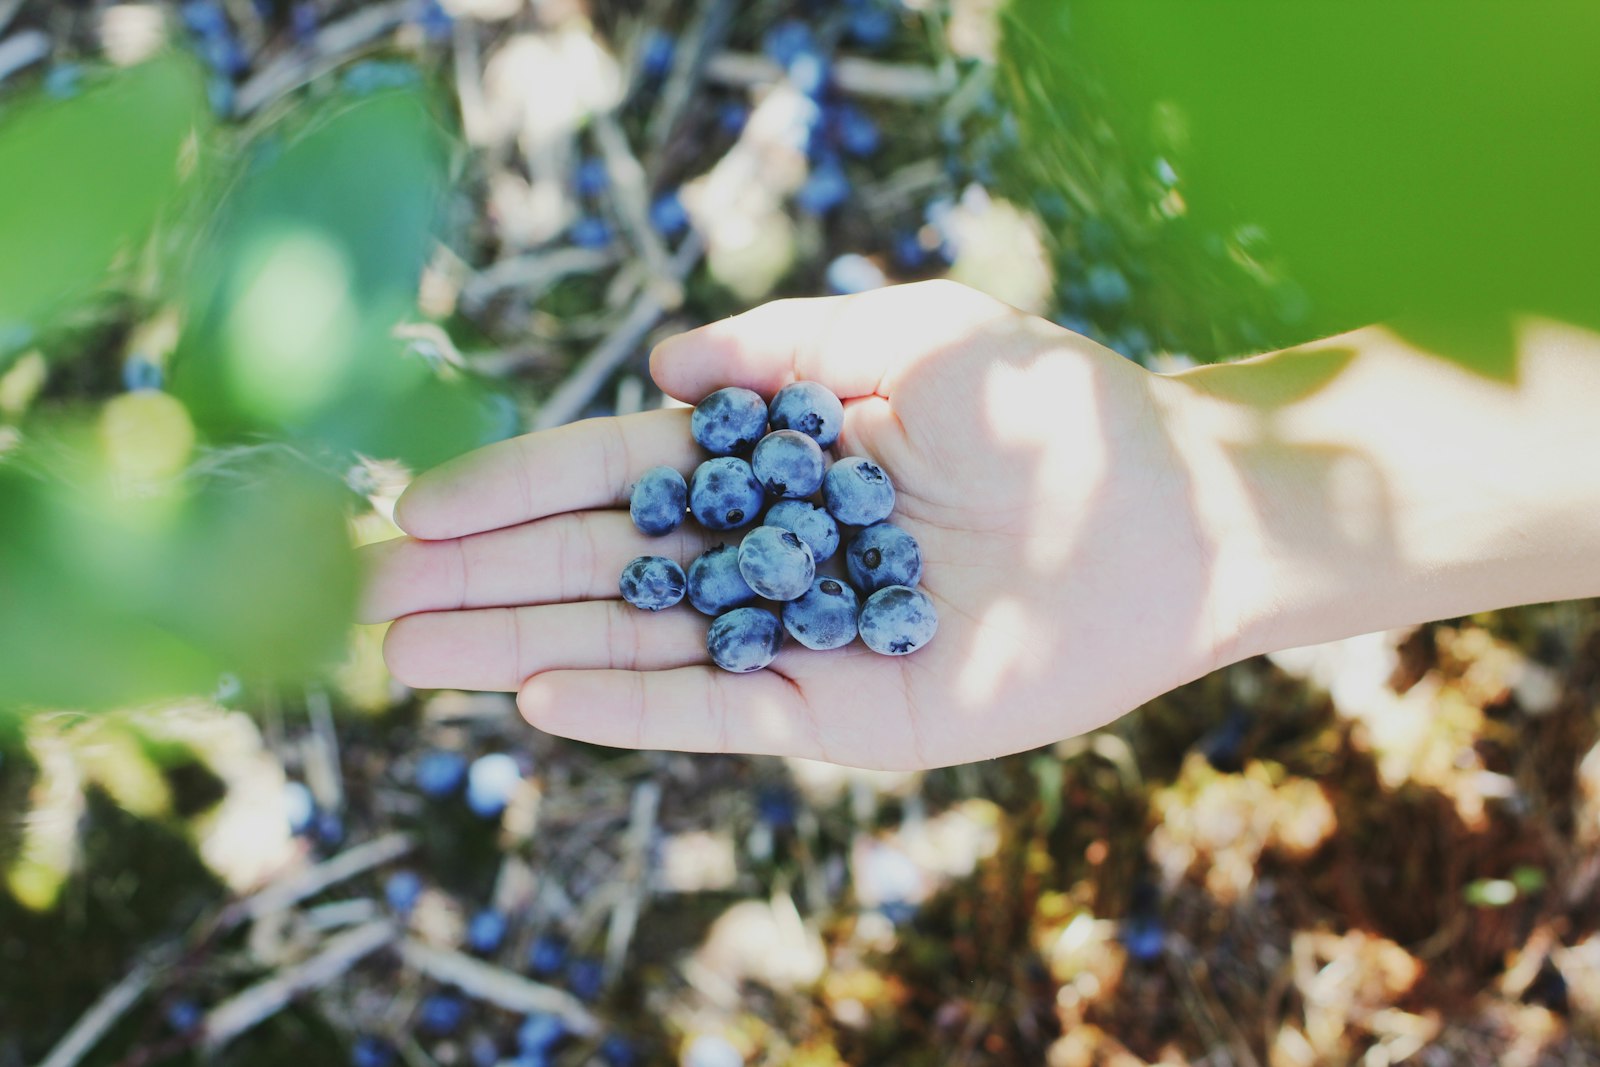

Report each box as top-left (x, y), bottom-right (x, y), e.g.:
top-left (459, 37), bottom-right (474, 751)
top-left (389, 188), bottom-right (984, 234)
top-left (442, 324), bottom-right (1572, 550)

top-left (383, 602), bottom-right (708, 692)
top-left (356, 515), bottom-right (718, 624)
top-left (517, 666), bottom-right (819, 759)
top-left (394, 408), bottom-right (701, 541)
top-left (648, 279), bottom-right (1010, 404)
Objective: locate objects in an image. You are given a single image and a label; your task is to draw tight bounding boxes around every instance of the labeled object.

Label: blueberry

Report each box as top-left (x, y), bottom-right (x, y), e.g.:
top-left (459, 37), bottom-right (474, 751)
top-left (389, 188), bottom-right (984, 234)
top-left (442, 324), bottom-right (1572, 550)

top-left (686, 544), bottom-right (758, 616)
top-left (891, 231), bottom-right (928, 270)
top-left (750, 429), bottom-right (825, 499)
top-left (629, 465), bottom-right (688, 536)
top-left (415, 750), bottom-right (468, 798)
top-left (575, 156), bottom-right (609, 198)
top-left (707, 607), bottom-right (783, 673)
top-left (762, 500), bottom-right (840, 563)
top-left (640, 29), bottom-right (676, 80)
top-left (1085, 263), bottom-right (1131, 308)
top-left (1121, 916), bottom-right (1165, 962)
top-left (767, 381), bottom-right (844, 448)
top-left (737, 527), bottom-right (815, 602)
top-left (528, 933), bottom-right (569, 976)
top-left (165, 999), bottom-right (202, 1033)
top-left (620, 556), bottom-right (687, 611)
top-left (845, 522), bottom-right (923, 593)
top-left (518, 1013), bottom-right (567, 1055)
top-left (762, 20), bottom-right (815, 67)
top-left (858, 586), bottom-right (938, 656)
top-left (282, 780), bottom-right (315, 835)
top-left (824, 253), bottom-right (887, 295)
top-left (466, 753), bottom-right (522, 818)
top-left (831, 104), bottom-right (881, 158)
top-left (846, 6), bottom-right (897, 49)
top-left (691, 387), bottom-right (768, 455)
top-left (600, 1034), bottom-right (639, 1067)
top-left (43, 64), bottom-right (84, 99)
top-left (787, 52), bottom-right (830, 97)
top-left (352, 1036), bottom-right (396, 1067)
top-left (717, 101), bottom-right (749, 135)
top-left (688, 457), bottom-right (765, 531)
top-left (466, 908), bottom-right (508, 954)
top-left (385, 870), bottom-right (423, 915)
top-left (314, 810), bottom-right (345, 847)
top-left (823, 456), bottom-right (895, 526)
top-left (650, 190), bottom-right (689, 238)
top-left (469, 1034), bottom-right (501, 1067)
top-left (756, 786), bottom-right (797, 829)
top-left (571, 216), bottom-right (614, 249)
top-left (782, 577), bottom-right (860, 651)
top-left (796, 158), bottom-right (850, 215)
top-left (340, 60), bottom-right (421, 96)
top-left (419, 992), bottom-right (466, 1035)
top-left (567, 956), bottom-right (604, 1001)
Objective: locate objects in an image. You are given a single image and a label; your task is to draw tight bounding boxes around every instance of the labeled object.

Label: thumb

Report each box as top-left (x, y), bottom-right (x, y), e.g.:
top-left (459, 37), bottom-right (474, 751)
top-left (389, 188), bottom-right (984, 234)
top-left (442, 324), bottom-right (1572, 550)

top-left (648, 280), bottom-right (1009, 403)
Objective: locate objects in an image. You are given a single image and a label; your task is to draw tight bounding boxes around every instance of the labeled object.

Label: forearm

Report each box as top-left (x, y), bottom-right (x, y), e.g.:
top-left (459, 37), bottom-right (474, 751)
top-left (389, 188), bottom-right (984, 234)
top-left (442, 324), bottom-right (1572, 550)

top-left (1155, 318), bottom-right (1600, 662)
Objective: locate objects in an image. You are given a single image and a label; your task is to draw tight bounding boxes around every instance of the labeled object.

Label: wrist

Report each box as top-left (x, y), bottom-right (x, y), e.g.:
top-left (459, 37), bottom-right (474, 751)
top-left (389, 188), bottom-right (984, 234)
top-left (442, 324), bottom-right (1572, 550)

top-left (1154, 321), bottom-right (1600, 663)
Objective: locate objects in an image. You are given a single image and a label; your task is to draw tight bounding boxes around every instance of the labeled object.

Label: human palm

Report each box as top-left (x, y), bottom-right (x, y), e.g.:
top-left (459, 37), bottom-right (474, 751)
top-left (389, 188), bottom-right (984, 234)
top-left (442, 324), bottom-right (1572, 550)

top-left (362, 282), bottom-right (1234, 769)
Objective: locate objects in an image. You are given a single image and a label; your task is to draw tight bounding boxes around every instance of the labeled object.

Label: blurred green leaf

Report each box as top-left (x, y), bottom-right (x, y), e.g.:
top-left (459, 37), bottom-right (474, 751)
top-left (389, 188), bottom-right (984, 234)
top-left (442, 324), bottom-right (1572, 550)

top-left (0, 56), bottom-right (206, 336)
top-left (1003, 4), bottom-right (1600, 376)
top-left (0, 448), bottom-right (357, 713)
top-left (172, 89), bottom-right (492, 468)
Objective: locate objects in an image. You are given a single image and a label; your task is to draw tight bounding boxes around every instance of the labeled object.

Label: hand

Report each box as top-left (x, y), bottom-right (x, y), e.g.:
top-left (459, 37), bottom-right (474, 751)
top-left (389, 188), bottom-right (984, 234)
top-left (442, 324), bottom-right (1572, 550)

top-left (360, 281), bottom-right (1241, 769)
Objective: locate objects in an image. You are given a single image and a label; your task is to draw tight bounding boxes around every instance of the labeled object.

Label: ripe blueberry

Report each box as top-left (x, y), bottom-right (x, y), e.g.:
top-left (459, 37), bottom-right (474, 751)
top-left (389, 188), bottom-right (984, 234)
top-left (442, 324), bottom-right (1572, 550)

top-left (689, 456), bottom-right (765, 530)
top-left (858, 585), bottom-right (938, 656)
top-left (782, 576), bottom-right (860, 651)
top-left (737, 526), bottom-right (815, 602)
top-left (629, 465), bottom-right (687, 536)
top-left (767, 381), bottom-right (844, 448)
top-left (823, 456), bottom-right (895, 526)
top-left (686, 544), bottom-right (758, 616)
top-left (691, 387), bottom-right (768, 455)
top-left (707, 607), bottom-right (783, 673)
top-left (845, 522), bottom-right (923, 593)
top-left (763, 499), bottom-right (840, 563)
top-left (619, 556), bottom-right (687, 611)
top-left (751, 429), bottom-right (825, 498)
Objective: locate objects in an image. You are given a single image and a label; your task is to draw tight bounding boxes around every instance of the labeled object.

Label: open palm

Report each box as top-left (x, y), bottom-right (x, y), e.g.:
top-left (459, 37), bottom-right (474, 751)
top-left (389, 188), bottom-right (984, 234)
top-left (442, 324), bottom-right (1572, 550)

top-left (361, 282), bottom-right (1237, 769)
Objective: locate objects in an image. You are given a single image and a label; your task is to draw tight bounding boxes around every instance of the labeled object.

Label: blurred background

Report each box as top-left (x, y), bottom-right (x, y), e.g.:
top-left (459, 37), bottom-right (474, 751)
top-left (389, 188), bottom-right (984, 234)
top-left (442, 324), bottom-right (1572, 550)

top-left (2, 0), bottom-right (1600, 1064)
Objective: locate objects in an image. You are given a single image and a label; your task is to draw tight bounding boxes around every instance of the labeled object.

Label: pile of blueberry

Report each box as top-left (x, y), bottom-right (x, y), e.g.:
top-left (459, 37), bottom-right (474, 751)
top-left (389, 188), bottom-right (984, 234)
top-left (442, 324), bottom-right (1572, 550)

top-left (622, 382), bottom-right (937, 673)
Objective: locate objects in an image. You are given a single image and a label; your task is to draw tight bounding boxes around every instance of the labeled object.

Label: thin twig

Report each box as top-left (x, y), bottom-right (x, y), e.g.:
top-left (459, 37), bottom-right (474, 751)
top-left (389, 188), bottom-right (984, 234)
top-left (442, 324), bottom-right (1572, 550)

top-left (603, 780), bottom-right (661, 985)
top-left (0, 29), bottom-right (48, 86)
top-left (460, 247), bottom-right (619, 315)
top-left (703, 51), bottom-right (950, 101)
top-left (0, 0), bottom-right (23, 36)
top-left (646, 0), bottom-right (736, 156)
top-left (223, 832), bottom-right (414, 928)
top-left (37, 944), bottom-right (178, 1067)
top-left (305, 687), bottom-right (344, 814)
top-left (395, 940), bottom-right (601, 1034)
top-left (593, 112), bottom-right (678, 295)
top-left (531, 231), bottom-right (702, 430)
top-left (202, 921), bottom-right (397, 1051)
top-left (234, 1), bottom-right (411, 115)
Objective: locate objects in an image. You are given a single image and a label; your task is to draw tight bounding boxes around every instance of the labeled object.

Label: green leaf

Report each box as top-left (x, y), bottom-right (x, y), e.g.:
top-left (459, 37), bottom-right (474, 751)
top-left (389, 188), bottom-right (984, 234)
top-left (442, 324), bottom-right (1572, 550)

top-left (0, 56), bottom-right (206, 333)
top-left (0, 449), bottom-right (357, 713)
top-left (172, 89), bottom-right (492, 468)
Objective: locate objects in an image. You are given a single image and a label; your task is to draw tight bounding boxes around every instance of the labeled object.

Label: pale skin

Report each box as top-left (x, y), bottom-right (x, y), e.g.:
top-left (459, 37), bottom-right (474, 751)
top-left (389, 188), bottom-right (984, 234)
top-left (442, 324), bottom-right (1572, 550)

top-left (359, 280), bottom-right (1600, 771)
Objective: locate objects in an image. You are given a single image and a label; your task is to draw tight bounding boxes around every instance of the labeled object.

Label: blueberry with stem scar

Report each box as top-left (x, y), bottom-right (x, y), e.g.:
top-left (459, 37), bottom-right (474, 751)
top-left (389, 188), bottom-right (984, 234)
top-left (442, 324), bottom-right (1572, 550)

top-left (782, 576), bottom-right (860, 650)
top-left (691, 387), bottom-right (769, 455)
top-left (708, 607), bottom-right (783, 672)
top-left (689, 456), bottom-right (765, 531)
top-left (845, 522), bottom-right (923, 593)
top-left (823, 456), bottom-right (895, 526)
top-left (858, 585), bottom-right (938, 656)
top-left (738, 526), bottom-right (815, 602)
top-left (751, 429), bottom-right (825, 498)
top-left (767, 381), bottom-right (844, 448)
